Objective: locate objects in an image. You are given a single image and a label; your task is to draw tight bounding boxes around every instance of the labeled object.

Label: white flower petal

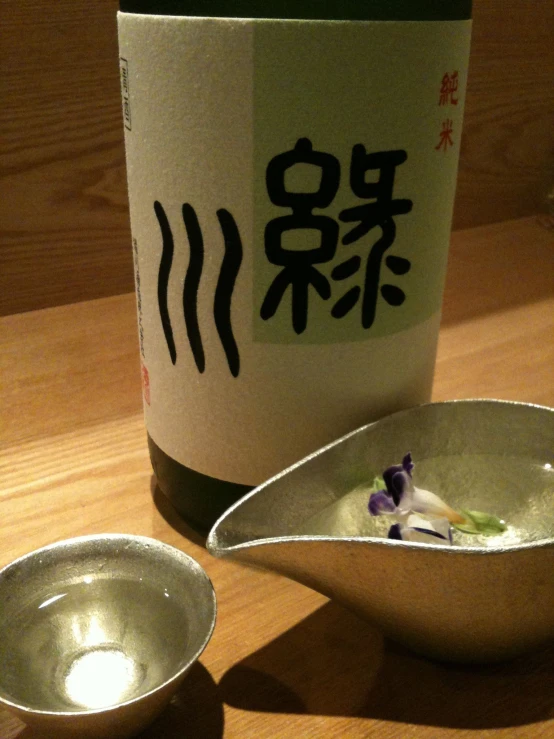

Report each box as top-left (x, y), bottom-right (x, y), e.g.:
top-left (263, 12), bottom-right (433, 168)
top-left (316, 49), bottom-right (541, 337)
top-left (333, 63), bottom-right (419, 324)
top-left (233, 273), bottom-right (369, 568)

top-left (400, 486), bottom-right (465, 524)
top-left (399, 528), bottom-right (444, 544)
top-left (407, 514), bottom-right (451, 540)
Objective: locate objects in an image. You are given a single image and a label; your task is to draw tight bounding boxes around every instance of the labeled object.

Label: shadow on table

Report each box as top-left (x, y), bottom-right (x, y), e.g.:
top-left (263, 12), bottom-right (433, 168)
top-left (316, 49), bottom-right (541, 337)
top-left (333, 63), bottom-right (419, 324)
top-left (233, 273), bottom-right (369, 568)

top-left (11, 663), bottom-right (224, 739)
top-left (220, 601), bottom-right (554, 730)
top-left (138, 663), bottom-right (224, 739)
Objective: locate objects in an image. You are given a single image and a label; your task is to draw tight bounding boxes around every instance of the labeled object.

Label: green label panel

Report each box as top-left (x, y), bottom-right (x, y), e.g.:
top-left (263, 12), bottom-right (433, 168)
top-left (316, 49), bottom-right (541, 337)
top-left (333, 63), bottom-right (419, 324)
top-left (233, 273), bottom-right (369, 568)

top-left (253, 20), bottom-right (470, 343)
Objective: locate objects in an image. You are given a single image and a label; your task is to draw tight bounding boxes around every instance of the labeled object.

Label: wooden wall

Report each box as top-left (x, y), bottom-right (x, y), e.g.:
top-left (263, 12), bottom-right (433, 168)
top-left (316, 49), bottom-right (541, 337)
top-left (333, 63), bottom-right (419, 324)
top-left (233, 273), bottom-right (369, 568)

top-left (1, 0), bottom-right (553, 316)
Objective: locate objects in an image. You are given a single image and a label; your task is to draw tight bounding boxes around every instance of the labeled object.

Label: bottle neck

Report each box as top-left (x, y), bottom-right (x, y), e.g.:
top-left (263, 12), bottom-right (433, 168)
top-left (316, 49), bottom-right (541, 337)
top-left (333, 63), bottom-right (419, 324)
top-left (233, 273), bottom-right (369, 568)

top-left (119, 1), bottom-right (472, 21)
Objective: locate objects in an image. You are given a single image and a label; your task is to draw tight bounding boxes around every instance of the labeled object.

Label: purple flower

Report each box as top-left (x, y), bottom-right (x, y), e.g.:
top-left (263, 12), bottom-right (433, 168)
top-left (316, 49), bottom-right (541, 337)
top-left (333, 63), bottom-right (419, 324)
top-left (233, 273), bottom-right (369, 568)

top-left (387, 523), bottom-right (403, 540)
top-left (371, 451), bottom-right (465, 524)
top-left (368, 453), bottom-right (415, 516)
top-left (382, 452), bottom-right (414, 506)
top-left (368, 489), bottom-right (396, 516)
top-left (369, 452), bottom-right (506, 543)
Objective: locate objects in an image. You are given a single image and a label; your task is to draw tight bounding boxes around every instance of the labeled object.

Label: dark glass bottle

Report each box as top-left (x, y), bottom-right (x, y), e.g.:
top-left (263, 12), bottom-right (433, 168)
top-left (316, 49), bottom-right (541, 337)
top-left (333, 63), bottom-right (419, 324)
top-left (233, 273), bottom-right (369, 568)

top-left (119, 1), bottom-right (472, 534)
top-left (120, 1), bottom-right (471, 21)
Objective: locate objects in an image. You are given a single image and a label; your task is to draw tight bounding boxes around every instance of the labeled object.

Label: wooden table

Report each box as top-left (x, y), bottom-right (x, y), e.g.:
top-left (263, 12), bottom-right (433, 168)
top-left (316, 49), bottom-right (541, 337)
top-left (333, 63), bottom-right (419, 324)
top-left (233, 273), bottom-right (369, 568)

top-left (1, 217), bottom-right (553, 738)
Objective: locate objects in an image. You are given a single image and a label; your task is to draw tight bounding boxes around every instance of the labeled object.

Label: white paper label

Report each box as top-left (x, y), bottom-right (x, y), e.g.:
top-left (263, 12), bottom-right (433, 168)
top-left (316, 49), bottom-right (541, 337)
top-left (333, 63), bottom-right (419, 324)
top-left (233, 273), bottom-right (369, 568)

top-left (118, 14), bottom-right (471, 484)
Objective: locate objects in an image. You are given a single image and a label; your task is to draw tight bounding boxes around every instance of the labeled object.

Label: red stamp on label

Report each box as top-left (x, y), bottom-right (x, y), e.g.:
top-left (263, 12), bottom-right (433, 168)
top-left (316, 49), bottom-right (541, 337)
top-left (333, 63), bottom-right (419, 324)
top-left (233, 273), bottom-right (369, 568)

top-left (141, 363), bottom-right (151, 405)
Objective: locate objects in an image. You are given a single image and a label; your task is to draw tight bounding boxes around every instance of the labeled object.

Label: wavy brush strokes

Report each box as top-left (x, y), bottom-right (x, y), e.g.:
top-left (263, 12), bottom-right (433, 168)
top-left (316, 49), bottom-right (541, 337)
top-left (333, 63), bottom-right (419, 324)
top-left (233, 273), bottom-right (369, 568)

top-left (182, 204), bottom-right (206, 374)
top-left (215, 209), bottom-right (243, 378)
top-left (154, 200), bottom-right (177, 365)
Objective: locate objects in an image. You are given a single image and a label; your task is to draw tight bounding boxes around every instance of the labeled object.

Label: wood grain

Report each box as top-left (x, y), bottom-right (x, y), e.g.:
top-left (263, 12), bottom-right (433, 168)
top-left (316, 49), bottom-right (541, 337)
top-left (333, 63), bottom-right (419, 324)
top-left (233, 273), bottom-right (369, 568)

top-left (443, 216), bottom-right (554, 326)
top-left (1, 0), bottom-right (553, 316)
top-left (0, 0), bottom-right (132, 315)
top-left (0, 218), bottom-right (553, 738)
top-left (0, 293), bottom-right (141, 449)
top-left (454, 0), bottom-right (554, 229)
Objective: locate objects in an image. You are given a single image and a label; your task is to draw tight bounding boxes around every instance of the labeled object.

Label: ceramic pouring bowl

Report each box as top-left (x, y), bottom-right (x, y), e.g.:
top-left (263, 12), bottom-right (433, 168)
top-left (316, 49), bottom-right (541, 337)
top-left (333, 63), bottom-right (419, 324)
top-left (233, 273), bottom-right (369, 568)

top-left (208, 400), bottom-right (554, 663)
top-left (0, 534), bottom-right (216, 738)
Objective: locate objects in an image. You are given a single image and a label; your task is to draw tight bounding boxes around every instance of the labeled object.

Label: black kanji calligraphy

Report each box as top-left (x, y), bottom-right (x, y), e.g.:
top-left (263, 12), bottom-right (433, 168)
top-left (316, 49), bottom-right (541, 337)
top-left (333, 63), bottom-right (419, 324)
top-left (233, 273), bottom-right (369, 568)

top-left (154, 201), bottom-right (243, 377)
top-left (260, 138), bottom-right (340, 335)
top-left (260, 140), bottom-right (414, 335)
top-left (333, 145), bottom-right (413, 329)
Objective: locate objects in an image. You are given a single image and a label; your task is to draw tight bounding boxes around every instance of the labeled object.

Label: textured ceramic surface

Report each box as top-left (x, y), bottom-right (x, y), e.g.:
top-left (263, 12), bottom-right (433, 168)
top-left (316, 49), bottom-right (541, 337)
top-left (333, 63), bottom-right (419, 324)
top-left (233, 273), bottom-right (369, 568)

top-left (0, 534), bottom-right (216, 738)
top-left (207, 400), bottom-right (554, 663)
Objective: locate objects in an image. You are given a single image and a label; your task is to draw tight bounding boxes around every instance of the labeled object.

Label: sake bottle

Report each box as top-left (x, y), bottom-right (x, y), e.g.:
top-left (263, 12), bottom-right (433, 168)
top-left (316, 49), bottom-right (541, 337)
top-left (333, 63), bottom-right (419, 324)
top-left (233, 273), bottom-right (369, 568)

top-left (118, 1), bottom-right (472, 532)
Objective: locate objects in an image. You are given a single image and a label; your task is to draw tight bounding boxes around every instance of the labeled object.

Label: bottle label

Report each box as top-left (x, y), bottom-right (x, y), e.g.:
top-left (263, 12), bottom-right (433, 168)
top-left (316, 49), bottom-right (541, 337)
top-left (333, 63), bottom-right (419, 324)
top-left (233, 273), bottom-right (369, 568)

top-left (118, 14), bottom-right (471, 484)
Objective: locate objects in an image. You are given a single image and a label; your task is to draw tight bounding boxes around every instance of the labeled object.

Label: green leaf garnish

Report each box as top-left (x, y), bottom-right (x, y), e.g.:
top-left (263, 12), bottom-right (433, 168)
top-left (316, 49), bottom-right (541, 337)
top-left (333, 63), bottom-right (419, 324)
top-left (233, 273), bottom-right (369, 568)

top-left (453, 509), bottom-right (507, 536)
top-left (371, 476), bottom-right (385, 492)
